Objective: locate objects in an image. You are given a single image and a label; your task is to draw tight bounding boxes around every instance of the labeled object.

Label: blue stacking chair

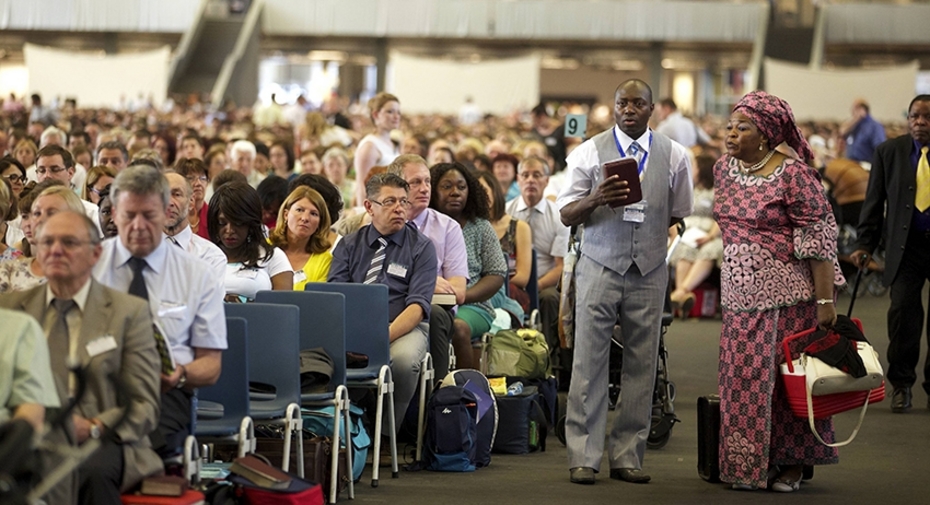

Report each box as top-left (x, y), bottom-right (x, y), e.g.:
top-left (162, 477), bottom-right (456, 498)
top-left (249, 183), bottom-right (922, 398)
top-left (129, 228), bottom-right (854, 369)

top-left (255, 290), bottom-right (354, 503)
top-left (304, 282), bottom-right (400, 487)
top-left (194, 317), bottom-right (255, 459)
top-left (224, 303), bottom-right (304, 477)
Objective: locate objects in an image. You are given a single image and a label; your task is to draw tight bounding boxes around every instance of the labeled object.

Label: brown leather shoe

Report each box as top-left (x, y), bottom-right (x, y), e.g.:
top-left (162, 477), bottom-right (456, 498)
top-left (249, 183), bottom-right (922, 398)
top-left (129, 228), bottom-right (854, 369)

top-left (610, 468), bottom-right (651, 483)
top-left (570, 467), bottom-right (595, 484)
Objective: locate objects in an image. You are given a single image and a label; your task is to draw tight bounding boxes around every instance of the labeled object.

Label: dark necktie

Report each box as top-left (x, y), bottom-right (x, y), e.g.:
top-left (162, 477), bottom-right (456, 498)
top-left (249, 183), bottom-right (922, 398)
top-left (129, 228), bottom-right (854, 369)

top-left (364, 237), bottom-right (388, 284)
top-left (49, 298), bottom-right (76, 398)
top-left (167, 235), bottom-right (182, 247)
top-left (128, 256), bottom-right (149, 300)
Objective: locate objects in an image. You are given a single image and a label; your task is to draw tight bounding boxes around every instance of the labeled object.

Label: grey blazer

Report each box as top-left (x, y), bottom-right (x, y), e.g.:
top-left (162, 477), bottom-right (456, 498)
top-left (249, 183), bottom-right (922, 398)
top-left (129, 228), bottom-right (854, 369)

top-left (0, 279), bottom-right (163, 498)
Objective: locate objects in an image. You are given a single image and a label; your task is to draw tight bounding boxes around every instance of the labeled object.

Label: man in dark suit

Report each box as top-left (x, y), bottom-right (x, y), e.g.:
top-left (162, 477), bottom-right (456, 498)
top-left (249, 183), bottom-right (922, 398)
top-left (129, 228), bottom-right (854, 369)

top-left (0, 211), bottom-right (162, 505)
top-left (852, 94), bottom-right (930, 413)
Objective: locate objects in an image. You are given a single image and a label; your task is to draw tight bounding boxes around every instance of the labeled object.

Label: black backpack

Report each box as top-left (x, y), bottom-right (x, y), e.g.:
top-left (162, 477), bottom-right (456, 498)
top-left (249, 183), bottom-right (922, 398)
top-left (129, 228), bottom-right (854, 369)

top-left (423, 386), bottom-right (479, 472)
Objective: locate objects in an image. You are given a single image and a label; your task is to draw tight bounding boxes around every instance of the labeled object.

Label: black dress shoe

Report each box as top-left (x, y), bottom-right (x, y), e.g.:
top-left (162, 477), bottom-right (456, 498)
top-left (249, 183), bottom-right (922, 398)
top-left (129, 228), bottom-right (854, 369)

top-left (610, 468), bottom-right (651, 483)
top-left (570, 467), bottom-right (595, 484)
top-left (891, 387), bottom-right (912, 413)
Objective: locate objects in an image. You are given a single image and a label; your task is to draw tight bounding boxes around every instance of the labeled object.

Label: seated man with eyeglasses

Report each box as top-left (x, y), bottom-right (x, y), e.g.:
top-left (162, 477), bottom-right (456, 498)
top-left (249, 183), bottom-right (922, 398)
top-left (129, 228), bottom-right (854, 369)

top-left (0, 210), bottom-right (162, 505)
top-left (505, 156), bottom-right (570, 359)
top-left (35, 145), bottom-right (102, 234)
top-left (329, 173), bottom-right (437, 433)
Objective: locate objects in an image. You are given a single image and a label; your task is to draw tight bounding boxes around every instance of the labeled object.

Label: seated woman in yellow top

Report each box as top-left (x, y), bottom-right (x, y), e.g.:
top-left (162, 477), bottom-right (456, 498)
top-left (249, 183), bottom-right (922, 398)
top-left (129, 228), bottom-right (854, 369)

top-left (269, 186), bottom-right (333, 290)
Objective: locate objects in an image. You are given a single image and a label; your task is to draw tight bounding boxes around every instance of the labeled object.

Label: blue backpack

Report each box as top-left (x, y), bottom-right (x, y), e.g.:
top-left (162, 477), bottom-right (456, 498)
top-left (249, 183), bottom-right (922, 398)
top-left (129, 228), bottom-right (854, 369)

top-left (423, 386), bottom-right (479, 472)
top-left (302, 404), bottom-right (371, 481)
top-left (440, 369), bottom-right (498, 468)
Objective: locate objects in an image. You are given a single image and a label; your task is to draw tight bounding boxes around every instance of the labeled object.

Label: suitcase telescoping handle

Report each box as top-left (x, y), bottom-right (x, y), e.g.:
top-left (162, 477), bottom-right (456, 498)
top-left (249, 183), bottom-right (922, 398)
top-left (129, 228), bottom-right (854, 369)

top-left (781, 318), bottom-right (864, 374)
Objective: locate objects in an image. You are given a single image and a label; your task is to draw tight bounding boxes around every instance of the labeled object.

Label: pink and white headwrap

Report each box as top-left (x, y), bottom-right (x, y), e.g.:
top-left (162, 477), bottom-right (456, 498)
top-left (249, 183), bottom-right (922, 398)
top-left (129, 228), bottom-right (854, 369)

top-left (732, 90), bottom-right (814, 164)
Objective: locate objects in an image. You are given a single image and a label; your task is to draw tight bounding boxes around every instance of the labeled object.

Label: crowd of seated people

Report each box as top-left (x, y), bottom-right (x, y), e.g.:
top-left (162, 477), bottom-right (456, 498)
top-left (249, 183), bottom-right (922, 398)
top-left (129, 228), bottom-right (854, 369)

top-left (0, 89), bottom-right (904, 504)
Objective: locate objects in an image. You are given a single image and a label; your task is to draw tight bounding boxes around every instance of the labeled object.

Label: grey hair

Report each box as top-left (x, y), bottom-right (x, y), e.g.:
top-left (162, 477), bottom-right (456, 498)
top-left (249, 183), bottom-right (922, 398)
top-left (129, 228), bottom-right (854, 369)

top-left (321, 146), bottom-right (350, 168)
top-left (111, 165), bottom-right (170, 209)
top-left (231, 140), bottom-right (257, 159)
top-left (40, 126), bottom-right (65, 147)
top-left (518, 155), bottom-right (551, 176)
top-left (365, 173), bottom-right (409, 200)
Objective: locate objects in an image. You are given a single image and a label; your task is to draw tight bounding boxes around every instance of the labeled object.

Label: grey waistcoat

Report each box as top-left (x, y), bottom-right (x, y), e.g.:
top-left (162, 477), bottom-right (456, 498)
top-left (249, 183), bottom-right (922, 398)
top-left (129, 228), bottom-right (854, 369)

top-left (581, 128), bottom-right (674, 276)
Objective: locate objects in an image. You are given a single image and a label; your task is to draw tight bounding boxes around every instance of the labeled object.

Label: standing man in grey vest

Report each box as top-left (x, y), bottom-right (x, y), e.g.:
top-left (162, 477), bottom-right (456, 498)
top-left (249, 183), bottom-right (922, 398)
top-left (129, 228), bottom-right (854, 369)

top-left (557, 79), bottom-right (692, 485)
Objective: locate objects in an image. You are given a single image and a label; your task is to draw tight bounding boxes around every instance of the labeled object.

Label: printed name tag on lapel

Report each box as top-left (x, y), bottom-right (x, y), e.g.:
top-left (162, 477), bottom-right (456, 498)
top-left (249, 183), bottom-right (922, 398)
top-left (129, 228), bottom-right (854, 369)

top-left (387, 263), bottom-right (408, 278)
top-left (293, 270), bottom-right (307, 284)
top-left (86, 335), bottom-right (118, 357)
top-left (622, 202), bottom-right (646, 223)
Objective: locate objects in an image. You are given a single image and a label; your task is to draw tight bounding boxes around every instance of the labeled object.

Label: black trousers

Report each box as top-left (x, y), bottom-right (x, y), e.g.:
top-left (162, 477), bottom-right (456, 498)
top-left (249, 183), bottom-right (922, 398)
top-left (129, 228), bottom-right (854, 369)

top-left (429, 304), bottom-right (454, 379)
top-left (78, 439), bottom-right (124, 505)
top-left (151, 388), bottom-right (193, 458)
top-left (887, 230), bottom-right (930, 394)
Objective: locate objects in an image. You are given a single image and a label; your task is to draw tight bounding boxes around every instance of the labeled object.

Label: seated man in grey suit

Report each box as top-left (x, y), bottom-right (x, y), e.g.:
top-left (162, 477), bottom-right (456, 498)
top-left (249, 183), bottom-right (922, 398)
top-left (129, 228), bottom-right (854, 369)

top-left (0, 211), bottom-right (162, 505)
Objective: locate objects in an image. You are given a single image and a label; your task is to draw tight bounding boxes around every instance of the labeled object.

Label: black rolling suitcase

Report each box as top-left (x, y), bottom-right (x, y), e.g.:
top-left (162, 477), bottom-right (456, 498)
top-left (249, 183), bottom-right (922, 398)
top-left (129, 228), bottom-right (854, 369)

top-left (697, 394), bottom-right (721, 482)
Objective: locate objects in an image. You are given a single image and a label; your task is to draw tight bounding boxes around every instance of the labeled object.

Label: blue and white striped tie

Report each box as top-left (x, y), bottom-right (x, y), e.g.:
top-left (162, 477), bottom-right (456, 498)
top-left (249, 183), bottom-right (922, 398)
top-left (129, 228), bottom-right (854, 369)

top-left (628, 141), bottom-right (642, 163)
top-left (364, 237), bottom-right (388, 284)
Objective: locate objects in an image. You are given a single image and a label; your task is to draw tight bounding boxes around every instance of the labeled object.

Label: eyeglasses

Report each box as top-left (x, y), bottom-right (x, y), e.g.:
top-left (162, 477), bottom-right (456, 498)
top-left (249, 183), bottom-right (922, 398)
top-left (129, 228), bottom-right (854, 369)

top-left (518, 172), bottom-right (547, 180)
top-left (36, 237), bottom-right (95, 250)
top-left (2, 173), bottom-right (25, 183)
top-left (36, 166), bottom-right (69, 175)
top-left (186, 175), bottom-right (208, 183)
top-left (369, 198), bottom-right (411, 209)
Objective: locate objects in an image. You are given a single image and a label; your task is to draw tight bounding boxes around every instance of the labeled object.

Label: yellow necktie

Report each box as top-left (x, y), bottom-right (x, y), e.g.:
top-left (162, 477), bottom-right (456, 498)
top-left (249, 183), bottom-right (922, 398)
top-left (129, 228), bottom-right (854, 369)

top-left (917, 146), bottom-right (930, 212)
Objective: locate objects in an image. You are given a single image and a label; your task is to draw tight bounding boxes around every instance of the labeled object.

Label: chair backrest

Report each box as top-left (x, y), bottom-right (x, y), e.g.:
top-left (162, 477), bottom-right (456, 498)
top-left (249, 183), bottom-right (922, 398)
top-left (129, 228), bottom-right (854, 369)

top-left (198, 317), bottom-right (249, 420)
top-left (254, 290), bottom-right (347, 388)
top-left (304, 282), bottom-right (390, 380)
top-left (526, 249), bottom-right (540, 314)
top-left (224, 303), bottom-right (301, 407)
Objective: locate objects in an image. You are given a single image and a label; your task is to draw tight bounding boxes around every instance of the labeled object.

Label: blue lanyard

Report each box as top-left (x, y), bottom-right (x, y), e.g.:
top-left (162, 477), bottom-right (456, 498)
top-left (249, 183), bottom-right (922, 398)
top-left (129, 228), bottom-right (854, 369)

top-left (613, 129), bottom-right (652, 176)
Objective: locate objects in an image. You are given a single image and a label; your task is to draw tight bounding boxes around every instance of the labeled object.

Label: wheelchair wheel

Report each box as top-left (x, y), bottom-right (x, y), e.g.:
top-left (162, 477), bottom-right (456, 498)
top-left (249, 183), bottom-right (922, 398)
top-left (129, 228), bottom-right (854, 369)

top-left (556, 414), bottom-right (567, 446)
top-left (646, 429), bottom-right (672, 450)
top-left (647, 413), bottom-right (677, 450)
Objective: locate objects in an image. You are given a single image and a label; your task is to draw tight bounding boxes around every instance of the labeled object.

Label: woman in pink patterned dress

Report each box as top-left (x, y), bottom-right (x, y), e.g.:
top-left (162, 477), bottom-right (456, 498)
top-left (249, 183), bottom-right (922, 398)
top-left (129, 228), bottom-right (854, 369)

top-left (714, 91), bottom-right (845, 492)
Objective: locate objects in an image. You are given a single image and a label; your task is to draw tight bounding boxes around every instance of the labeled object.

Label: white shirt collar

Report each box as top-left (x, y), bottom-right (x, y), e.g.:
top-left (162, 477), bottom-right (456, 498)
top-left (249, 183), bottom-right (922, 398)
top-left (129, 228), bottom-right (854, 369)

top-left (612, 125), bottom-right (651, 154)
top-left (513, 196), bottom-right (548, 214)
top-left (114, 235), bottom-right (168, 275)
top-left (165, 225), bottom-right (193, 251)
top-left (45, 277), bottom-right (92, 312)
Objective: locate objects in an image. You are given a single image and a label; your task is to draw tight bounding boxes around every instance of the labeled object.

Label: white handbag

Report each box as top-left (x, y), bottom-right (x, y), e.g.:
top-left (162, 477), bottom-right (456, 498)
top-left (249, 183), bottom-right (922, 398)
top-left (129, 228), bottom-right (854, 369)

top-left (803, 341), bottom-right (884, 396)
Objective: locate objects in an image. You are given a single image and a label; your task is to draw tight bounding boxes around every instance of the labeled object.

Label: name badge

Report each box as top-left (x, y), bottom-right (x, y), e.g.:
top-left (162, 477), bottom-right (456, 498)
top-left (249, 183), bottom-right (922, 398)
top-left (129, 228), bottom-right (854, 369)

top-left (623, 202), bottom-right (646, 223)
top-left (158, 301), bottom-right (187, 318)
top-left (86, 335), bottom-right (118, 358)
top-left (293, 270), bottom-right (307, 284)
top-left (236, 268), bottom-right (259, 279)
top-left (387, 263), bottom-right (408, 278)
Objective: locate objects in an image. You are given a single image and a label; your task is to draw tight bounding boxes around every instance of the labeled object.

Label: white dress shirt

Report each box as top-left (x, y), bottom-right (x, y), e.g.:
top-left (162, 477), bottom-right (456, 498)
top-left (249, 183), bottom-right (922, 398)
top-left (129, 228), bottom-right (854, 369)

top-left (165, 225), bottom-right (226, 281)
top-left (92, 237), bottom-right (227, 365)
top-left (505, 196), bottom-right (570, 277)
top-left (557, 126), bottom-right (693, 221)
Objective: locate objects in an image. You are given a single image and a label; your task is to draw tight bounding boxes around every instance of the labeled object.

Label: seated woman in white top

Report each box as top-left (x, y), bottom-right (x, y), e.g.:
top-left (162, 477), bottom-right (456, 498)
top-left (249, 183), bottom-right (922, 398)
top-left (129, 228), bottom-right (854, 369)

top-left (207, 181), bottom-right (292, 301)
top-left (353, 92), bottom-right (400, 206)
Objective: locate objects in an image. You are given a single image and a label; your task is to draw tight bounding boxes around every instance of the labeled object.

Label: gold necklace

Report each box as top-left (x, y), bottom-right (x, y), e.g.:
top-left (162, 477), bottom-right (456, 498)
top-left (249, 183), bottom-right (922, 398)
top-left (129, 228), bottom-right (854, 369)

top-left (739, 149), bottom-right (775, 174)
